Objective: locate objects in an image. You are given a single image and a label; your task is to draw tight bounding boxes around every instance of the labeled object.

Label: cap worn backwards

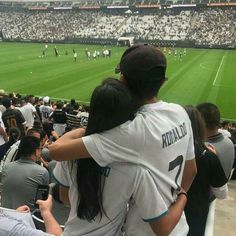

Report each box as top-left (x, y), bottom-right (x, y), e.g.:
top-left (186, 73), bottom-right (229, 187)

top-left (43, 96), bottom-right (50, 103)
top-left (115, 44), bottom-right (167, 81)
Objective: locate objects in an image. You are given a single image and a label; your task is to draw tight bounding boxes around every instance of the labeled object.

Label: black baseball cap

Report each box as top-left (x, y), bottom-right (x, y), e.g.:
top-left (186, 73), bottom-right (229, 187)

top-left (115, 44), bottom-right (167, 81)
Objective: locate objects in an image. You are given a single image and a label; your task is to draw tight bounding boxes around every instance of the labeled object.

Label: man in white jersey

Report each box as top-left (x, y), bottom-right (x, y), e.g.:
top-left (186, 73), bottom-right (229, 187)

top-left (40, 97), bottom-right (53, 123)
top-left (49, 44), bottom-right (197, 235)
top-left (19, 95), bottom-right (39, 130)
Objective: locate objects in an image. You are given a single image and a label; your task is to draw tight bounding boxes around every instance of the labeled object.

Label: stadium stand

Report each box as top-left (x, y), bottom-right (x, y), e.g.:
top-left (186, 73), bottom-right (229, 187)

top-left (0, 6), bottom-right (235, 46)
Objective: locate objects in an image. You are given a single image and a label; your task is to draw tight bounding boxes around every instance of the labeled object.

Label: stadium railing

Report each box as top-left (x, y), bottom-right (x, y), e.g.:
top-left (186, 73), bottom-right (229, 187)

top-left (204, 200), bottom-right (215, 236)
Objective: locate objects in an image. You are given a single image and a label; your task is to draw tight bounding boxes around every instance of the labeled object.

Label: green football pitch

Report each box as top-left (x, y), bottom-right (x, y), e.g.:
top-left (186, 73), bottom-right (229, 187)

top-left (0, 42), bottom-right (235, 120)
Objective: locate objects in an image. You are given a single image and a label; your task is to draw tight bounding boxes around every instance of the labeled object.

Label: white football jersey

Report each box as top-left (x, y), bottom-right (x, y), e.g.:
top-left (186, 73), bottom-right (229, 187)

top-left (40, 105), bottom-right (53, 122)
top-left (83, 101), bottom-right (194, 235)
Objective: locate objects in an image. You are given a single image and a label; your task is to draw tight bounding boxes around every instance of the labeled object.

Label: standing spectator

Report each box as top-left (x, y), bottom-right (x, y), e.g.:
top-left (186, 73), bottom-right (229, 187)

top-left (78, 105), bottom-right (89, 128)
top-left (49, 45), bottom-right (197, 235)
top-left (184, 106), bottom-right (228, 236)
top-left (1, 96), bottom-right (26, 137)
top-left (34, 97), bottom-right (43, 122)
top-left (53, 78), bottom-right (188, 235)
top-left (40, 96), bottom-right (53, 123)
top-left (219, 120), bottom-right (231, 138)
top-left (19, 95), bottom-right (39, 130)
top-left (1, 135), bottom-right (49, 211)
top-left (49, 101), bottom-right (67, 136)
top-left (197, 103), bottom-right (235, 180)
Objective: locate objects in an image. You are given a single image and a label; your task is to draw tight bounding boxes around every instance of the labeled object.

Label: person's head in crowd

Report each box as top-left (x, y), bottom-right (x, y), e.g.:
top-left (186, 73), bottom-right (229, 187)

top-left (43, 96), bottom-right (50, 105)
top-left (8, 127), bottom-right (21, 145)
top-left (196, 102), bottom-right (220, 131)
top-left (56, 100), bottom-right (63, 109)
top-left (2, 96), bottom-right (11, 109)
top-left (34, 96), bottom-right (39, 105)
top-left (70, 98), bottom-right (76, 107)
top-left (38, 97), bottom-right (44, 106)
top-left (26, 94), bottom-right (35, 104)
top-left (184, 105), bottom-right (206, 154)
top-left (221, 120), bottom-right (230, 130)
top-left (18, 136), bottom-right (40, 161)
top-left (16, 93), bottom-right (21, 99)
top-left (33, 120), bottom-right (43, 130)
top-left (8, 93), bottom-right (15, 99)
top-left (20, 99), bottom-right (26, 107)
top-left (77, 78), bottom-right (133, 221)
top-left (231, 122), bottom-right (236, 130)
top-left (84, 105), bottom-right (89, 113)
top-left (27, 127), bottom-right (48, 147)
top-left (116, 44), bottom-right (167, 106)
top-left (229, 123), bottom-right (236, 141)
top-left (0, 89), bottom-right (5, 98)
top-left (27, 128), bottom-right (41, 140)
top-left (11, 97), bottom-right (19, 107)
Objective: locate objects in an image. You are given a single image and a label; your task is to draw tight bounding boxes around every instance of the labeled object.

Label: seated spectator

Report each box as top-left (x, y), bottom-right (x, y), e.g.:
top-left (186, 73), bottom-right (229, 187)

top-left (1, 135), bottom-right (49, 211)
top-left (42, 121), bottom-right (59, 142)
top-left (40, 96), bottom-right (53, 123)
top-left (184, 106), bottom-right (228, 236)
top-left (49, 101), bottom-right (67, 137)
top-left (0, 195), bottom-right (62, 236)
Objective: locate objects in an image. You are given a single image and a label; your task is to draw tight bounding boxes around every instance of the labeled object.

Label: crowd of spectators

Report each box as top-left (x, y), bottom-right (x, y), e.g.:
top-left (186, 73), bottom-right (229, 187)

top-left (188, 8), bottom-right (236, 46)
top-left (0, 8), bottom-right (235, 45)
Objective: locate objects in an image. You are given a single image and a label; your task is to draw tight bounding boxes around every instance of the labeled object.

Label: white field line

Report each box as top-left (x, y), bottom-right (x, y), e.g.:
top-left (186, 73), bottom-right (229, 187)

top-left (213, 55), bottom-right (225, 86)
top-left (221, 118), bottom-right (236, 122)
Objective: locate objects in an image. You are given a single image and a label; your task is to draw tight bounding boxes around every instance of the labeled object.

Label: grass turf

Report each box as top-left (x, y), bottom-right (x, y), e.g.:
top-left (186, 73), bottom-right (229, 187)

top-left (0, 42), bottom-right (235, 120)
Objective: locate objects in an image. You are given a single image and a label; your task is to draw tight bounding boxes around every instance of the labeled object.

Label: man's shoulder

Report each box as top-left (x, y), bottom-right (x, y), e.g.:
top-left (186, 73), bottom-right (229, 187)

top-left (208, 133), bottom-right (234, 147)
top-left (30, 162), bottom-right (48, 173)
top-left (138, 101), bottom-right (186, 116)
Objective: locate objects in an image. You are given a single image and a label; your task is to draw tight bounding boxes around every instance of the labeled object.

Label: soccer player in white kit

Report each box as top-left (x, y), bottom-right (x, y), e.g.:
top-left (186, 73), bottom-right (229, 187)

top-left (49, 45), bottom-right (197, 235)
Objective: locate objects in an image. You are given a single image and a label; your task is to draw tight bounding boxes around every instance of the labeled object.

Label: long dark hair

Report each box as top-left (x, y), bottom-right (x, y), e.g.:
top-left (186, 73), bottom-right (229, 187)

top-left (184, 105), bottom-right (207, 155)
top-left (76, 78), bottom-right (134, 221)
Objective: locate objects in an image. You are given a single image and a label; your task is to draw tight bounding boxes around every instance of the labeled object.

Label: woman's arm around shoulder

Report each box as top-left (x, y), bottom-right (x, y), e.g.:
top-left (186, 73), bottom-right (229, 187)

top-left (48, 128), bottom-right (91, 161)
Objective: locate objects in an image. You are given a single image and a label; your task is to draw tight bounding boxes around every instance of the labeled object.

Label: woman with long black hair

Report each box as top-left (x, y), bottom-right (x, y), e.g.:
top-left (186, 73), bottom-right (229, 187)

top-left (53, 78), bottom-right (188, 236)
top-left (184, 106), bottom-right (228, 236)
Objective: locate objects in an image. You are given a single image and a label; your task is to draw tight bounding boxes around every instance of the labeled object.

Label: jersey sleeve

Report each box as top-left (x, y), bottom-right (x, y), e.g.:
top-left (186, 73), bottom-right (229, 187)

top-left (208, 151), bottom-right (228, 187)
top-left (82, 125), bottom-right (143, 167)
top-left (132, 168), bottom-right (169, 221)
top-left (53, 161), bottom-right (70, 187)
